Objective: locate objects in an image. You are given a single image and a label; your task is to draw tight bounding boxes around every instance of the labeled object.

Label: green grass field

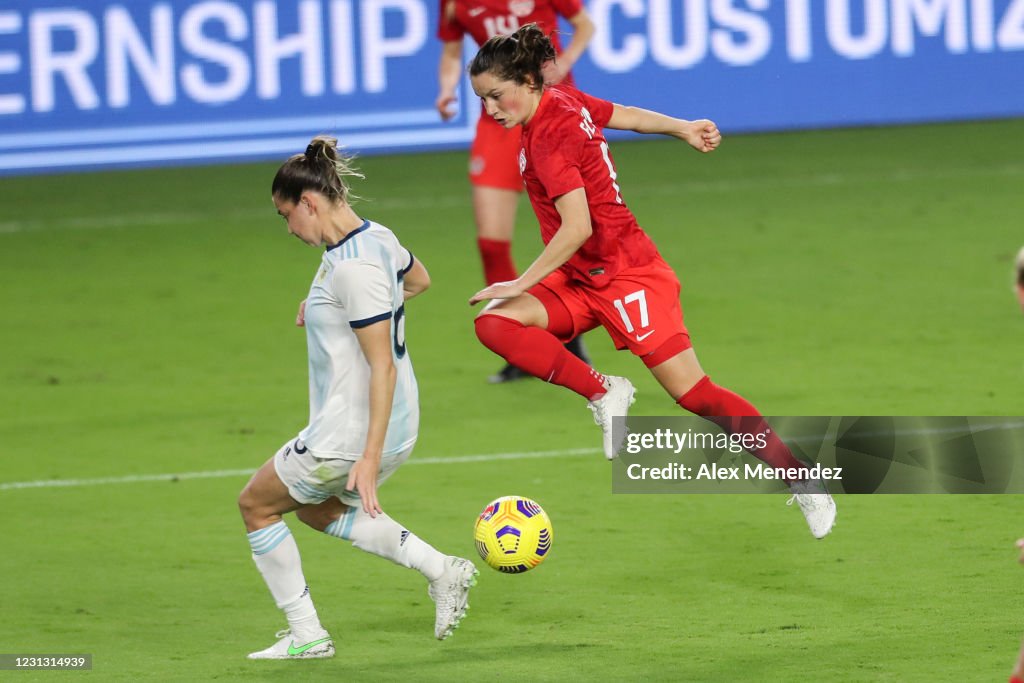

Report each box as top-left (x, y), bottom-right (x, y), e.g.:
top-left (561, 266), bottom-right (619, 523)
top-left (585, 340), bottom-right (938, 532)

top-left (2, 118), bottom-right (1023, 681)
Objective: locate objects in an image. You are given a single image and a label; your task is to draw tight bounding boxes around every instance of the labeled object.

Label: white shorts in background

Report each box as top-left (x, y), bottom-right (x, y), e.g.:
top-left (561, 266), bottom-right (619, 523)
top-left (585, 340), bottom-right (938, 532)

top-left (272, 437), bottom-right (413, 507)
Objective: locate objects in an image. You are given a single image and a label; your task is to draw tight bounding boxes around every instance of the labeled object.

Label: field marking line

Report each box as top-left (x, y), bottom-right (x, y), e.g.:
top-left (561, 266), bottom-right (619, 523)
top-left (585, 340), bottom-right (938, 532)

top-left (0, 447), bottom-right (602, 492)
top-left (2, 419), bottom-right (1020, 492)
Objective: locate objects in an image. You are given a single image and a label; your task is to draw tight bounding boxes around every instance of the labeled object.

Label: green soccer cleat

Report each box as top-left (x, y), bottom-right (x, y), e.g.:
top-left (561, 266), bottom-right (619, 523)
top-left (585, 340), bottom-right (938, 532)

top-left (247, 628), bottom-right (335, 660)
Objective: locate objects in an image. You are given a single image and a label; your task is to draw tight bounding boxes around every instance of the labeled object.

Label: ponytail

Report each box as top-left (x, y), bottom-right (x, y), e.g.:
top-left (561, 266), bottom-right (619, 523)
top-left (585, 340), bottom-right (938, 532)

top-left (272, 135), bottom-right (364, 205)
top-left (469, 23), bottom-right (555, 90)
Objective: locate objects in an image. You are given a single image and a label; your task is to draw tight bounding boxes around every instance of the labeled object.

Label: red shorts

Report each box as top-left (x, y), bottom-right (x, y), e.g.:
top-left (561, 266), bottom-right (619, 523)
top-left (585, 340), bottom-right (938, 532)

top-left (469, 114), bottom-right (524, 192)
top-left (529, 256), bottom-right (692, 363)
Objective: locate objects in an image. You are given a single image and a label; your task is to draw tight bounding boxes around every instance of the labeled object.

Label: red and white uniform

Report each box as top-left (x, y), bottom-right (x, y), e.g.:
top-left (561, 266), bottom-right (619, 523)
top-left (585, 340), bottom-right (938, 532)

top-left (522, 85), bottom-right (691, 359)
top-left (438, 0), bottom-right (579, 53)
top-left (438, 0), bottom-right (583, 190)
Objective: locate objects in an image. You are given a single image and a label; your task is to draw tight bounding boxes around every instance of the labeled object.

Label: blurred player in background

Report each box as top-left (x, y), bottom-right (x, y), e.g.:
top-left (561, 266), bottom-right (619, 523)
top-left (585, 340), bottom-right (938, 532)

top-left (1010, 538), bottom-right (1024, 683)
top-left (436, 0), bottom-right (594, 383)
top-left (238, 136), bottom-right (477, 659)
top-left (1015, 246), bottom-right (1024, 312)
top-left (467, 25), bottom-right (836, 539)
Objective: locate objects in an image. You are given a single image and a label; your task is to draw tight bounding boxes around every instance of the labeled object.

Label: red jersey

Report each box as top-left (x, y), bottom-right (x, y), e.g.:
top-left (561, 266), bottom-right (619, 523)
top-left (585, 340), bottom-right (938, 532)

top-left (520, 85), bottom-right (660, 288)
top-left (437, 0), bottom-right (581, 49)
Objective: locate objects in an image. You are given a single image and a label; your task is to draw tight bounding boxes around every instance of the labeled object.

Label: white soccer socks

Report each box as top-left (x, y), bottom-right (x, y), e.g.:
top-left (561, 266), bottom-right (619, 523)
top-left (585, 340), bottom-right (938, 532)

top-left (247, 521), bottom-right (325, 641)
top-left (325, 507), bottom-right (447, 582)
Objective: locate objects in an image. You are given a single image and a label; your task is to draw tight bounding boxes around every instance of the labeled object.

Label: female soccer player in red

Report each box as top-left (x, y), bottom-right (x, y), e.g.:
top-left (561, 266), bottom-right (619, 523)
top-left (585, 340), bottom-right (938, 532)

top-left (467, 24), bottom-right (836, 539)
top-left (436, 0), bottom-right (594, 383)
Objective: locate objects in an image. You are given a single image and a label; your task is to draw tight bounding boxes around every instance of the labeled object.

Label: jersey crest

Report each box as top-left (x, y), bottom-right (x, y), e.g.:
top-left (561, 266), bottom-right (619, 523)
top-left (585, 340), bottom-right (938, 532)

top-left (509, 0), bottom-right (535, 17)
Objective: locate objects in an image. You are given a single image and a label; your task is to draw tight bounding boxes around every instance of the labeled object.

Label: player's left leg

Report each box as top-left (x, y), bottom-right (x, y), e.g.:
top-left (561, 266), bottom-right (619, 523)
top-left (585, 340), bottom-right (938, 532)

top-left (648, 346), bottom-right (809, 474)
top-left (238, 445), bottom-right (333, 659)
top-left (647, 348), bottom-right (836, 539)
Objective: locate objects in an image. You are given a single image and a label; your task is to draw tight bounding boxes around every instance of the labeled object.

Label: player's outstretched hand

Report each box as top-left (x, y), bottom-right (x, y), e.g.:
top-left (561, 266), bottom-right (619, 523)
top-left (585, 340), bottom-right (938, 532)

top-left (346, 456), bottom-right (382, 518)
top-left (1016, 538), bottom-right (1024, 563)
top-left (296, 299), bottom-right (307, 327)
top-left (469, 280), bottom-right (526, 305)
top-left (680, 119), bottom-right (721, 153)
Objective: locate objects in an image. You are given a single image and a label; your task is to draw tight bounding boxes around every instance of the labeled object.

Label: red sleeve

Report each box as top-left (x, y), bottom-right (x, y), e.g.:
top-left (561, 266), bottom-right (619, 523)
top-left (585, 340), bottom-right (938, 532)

top-left (531, 119), bottom-right (586, 201)
top-left (437, 0), bottom-right (463, 42)
top-left (552, 0), bottom-right (584, 19)
top-left (580, 91), bottom-right (614, 129)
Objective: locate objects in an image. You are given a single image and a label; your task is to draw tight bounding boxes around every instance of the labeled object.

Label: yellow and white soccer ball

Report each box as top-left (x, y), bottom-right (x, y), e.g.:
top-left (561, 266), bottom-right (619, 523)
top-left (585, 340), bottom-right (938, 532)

top-left (473, 496), bottom-right (553, 574)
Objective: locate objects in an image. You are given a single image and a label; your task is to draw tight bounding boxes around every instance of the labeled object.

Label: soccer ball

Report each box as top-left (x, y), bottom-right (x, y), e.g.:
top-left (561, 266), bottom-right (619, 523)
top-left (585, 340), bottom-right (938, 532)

top-left (473, 496), bottom-right (553, 574)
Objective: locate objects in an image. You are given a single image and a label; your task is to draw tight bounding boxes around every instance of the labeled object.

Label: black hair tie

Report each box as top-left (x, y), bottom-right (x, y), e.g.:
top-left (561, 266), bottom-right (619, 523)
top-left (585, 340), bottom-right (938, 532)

top-left (305, 143), bottom-right (315, 158)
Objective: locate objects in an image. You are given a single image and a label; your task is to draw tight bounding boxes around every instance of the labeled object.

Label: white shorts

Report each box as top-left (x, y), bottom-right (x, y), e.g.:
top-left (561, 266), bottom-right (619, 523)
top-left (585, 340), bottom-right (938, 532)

top-left (272, 437), bottom-right (413, 507)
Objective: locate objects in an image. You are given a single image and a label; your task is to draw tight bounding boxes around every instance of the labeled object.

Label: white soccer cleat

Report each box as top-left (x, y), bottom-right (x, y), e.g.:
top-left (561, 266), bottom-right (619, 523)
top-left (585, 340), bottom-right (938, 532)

top-left (246, 628), bottom-right (335, 660)
top-left (787, 479), bottom-right (837, 539)
top-left (587, 376), bottom-right (636, 459)
top-left (428, 556), bottom-right (478, 640)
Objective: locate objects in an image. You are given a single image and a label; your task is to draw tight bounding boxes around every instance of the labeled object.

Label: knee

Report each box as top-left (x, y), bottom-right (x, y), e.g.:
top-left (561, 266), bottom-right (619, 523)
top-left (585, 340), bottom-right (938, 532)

top-left (676, 375), bottom-right (717, 414)
top-left (295, 498), bottom-right (347, 532)
top-left (474, 313), bottom-right (522, 351)
top-left (237, 486), bottom-right (261, 528)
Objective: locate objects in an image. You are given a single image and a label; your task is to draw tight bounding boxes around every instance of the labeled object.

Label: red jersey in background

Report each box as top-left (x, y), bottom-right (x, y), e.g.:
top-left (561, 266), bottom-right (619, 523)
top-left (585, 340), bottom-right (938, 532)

top-left (438, 0), bottom-right (581, 51)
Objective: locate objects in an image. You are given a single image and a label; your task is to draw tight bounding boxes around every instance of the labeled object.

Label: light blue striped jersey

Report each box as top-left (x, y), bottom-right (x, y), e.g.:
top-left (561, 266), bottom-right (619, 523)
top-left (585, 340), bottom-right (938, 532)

top-left (298, 219), bottom-right (418, 458)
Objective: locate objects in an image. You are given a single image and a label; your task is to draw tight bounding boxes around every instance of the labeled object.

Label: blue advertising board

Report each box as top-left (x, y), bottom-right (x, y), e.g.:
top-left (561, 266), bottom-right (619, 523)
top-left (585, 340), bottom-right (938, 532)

top-left (0, 0), bottom-right (1022, 175)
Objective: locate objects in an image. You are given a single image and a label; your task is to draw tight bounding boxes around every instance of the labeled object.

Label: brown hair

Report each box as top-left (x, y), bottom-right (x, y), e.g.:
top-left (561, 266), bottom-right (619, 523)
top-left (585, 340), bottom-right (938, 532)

top-left (468, 23), bottom-right (555, 90)
top-left (271, 135), bottom-right (363, 205)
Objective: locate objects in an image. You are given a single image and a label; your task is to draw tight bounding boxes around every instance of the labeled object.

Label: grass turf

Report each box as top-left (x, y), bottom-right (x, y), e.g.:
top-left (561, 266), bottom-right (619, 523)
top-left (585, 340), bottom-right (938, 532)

top-left (1, 118), bottom-right (1022, 681)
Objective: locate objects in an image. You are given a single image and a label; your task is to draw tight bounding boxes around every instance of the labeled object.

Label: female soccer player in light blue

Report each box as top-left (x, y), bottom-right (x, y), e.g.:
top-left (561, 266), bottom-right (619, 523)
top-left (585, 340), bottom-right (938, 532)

top-left (237, 136), bottom-right (477, 659)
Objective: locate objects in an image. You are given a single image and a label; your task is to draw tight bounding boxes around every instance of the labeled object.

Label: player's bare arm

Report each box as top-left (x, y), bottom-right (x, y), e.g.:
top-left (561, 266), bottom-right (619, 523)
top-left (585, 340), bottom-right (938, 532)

top-left (469, 188), bottom-right (592, 305)
top-left (607, 104), bottom-right (722, 153)
top-left (561, 11), bottom-right (595, 69)
top-left (542, 11), bottom-right (595, 84)
top-left (348, 320), bottom-right (397, 517)
top-left (403, 257), bottom-right (431, 300)
top-left (436, 41), bottom-right (463, 121)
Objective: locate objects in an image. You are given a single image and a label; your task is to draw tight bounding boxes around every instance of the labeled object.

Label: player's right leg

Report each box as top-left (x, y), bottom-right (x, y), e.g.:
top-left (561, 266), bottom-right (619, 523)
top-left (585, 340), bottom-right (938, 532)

top-left (473, 186), bottom-right (530, 384)
top-left (470, 117), bottom-right (529, 384)
top-left (293, 450), bottom-right (479, 640)
top-left (474, 283), bottom-right (631, 458)
top-left (473, 185), bottom-right (520, 285)
top-left (238, 440), bottom-right (333, 659)
top-left (474, 290), bottom-right (606, 396)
